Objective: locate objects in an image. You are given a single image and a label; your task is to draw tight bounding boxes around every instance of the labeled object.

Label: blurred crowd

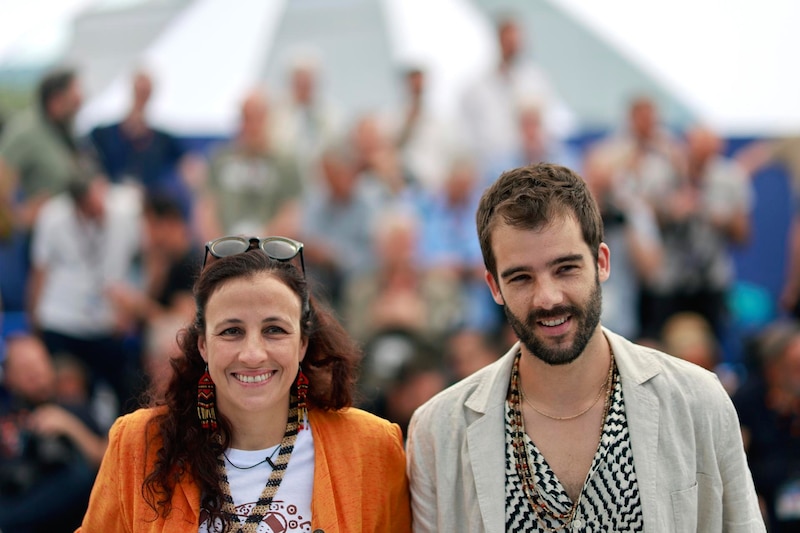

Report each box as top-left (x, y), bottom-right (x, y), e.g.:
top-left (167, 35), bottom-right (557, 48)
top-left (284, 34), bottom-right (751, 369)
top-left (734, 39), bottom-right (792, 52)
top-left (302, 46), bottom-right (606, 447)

top-left (1, 15), bottom-right (800, 532)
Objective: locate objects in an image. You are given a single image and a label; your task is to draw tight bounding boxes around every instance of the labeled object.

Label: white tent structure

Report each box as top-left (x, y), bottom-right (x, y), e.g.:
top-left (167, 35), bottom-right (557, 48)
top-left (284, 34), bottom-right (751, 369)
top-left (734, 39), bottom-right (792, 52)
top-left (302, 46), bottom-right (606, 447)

top-left (73, 0), bottom-right (495, 137)
top-left (474, 0), bottom-right (800, 136)
top-left (0, 0), bottom-right (96, 68)
top-left (3, 0), bottom-right (800, 137)
top-left (75, 0), bottom-right (288, 135)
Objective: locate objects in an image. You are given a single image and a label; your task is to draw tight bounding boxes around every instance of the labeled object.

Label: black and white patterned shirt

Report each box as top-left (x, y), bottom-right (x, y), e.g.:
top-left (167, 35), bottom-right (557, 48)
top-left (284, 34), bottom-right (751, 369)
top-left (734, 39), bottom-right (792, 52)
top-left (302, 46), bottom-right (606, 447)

top-left (505, 371), bottom-right (644, 531)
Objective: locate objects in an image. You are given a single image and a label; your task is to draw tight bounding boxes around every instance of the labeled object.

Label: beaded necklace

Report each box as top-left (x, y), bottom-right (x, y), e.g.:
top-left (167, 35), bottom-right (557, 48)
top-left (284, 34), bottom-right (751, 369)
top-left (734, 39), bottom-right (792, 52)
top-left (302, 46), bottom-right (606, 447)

top-left (509, 351), bottom-right (617, 531)
top-left (520, 358), bottom-right (613, 421)
top-left (217, 396), bottom-right (300, 533)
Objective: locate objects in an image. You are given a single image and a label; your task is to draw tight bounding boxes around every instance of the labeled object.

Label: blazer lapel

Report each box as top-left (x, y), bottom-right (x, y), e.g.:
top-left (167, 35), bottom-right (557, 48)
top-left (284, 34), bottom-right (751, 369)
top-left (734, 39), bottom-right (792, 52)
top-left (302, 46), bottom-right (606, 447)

top-left (606, 329), bottom-right (661, 533)
top-left (464, 344), bottom-right (519, 533)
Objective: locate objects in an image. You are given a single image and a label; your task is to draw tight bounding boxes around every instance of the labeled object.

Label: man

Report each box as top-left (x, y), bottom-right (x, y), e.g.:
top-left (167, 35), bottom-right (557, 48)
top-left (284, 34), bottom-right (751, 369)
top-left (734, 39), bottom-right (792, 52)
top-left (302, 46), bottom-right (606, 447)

top-left (29, 164), bottom-right (143, 413)
top-left (642, 124), bottom-right (752, 340)
top-left (300, 141), bottom-right (380, 311)
top-left (88, 69), bottom-right (188, 198)
top-left (270, 50), bottom-right (342, 175)
top-left (589, 95), bottom-right (685, 201)
top-left (106, 191), bottom-right (201, 328)
top-left (0, 68), bottom-right (84, 314)
top-left (460, 17), bottom-right (575, 168)
top-left (406, 163), bottom-right (764, 531)
top-left (0, 333), bottom-right (107, 532)
top-left (391, 66), bottom-right (458, 192)
top-left (0, 68), bottom-right (84, 231)
top-left (582, 148), bottom-right (662, 341)
top-left (195, 89), bottom-right (303, 242)
top-left (733, 320), bottom-right (800, 532)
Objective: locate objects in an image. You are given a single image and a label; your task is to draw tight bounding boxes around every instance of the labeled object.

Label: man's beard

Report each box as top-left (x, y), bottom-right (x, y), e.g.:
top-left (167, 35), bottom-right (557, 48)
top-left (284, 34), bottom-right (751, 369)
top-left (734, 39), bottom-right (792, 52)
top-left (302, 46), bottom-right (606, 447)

top-left (503, 277), bottom-right (603, 366)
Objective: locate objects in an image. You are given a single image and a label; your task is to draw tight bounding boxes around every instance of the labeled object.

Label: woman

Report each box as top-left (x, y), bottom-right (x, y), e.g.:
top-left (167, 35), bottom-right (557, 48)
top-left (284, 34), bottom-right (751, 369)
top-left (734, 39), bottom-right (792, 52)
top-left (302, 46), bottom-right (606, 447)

top-left (78, 236), bottom-right (411, 532)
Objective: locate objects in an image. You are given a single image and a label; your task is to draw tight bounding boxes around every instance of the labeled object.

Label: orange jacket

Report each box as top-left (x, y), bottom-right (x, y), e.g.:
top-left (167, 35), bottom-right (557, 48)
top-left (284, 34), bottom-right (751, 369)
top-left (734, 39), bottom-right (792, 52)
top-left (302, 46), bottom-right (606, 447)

top-left (77, 406), bottom-right (411, 532)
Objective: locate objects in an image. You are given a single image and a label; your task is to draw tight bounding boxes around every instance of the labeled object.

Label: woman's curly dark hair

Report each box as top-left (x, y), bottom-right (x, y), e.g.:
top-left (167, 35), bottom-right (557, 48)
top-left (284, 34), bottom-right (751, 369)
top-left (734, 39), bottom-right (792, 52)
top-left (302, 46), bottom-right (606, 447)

top-left (140, 250), bottom-right (360, 527)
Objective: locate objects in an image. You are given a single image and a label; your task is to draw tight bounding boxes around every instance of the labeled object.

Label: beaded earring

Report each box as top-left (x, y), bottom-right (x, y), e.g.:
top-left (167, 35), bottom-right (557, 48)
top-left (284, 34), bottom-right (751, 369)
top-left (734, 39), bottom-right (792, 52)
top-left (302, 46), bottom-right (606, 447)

top-left (295, 367), bottom-right (309, 430)
top-left (197, 365), bottom-right (217, 431)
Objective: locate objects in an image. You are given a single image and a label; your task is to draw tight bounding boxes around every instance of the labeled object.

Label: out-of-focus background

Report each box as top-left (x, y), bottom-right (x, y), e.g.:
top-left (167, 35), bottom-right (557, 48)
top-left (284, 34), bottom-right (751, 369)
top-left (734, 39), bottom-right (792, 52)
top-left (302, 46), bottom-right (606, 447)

top-left (5, 0), bottom-right (800, 134)
top-left (2, 1), bottom-right (800, 530)
top-left (1, 0), bottom-right (794, 316)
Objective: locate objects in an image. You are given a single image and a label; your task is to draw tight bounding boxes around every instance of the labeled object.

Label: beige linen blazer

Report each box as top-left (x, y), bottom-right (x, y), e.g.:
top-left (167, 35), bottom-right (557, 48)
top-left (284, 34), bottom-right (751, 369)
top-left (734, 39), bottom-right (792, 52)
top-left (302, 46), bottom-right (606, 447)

top-left (406, 328), bottom-right (765, 532)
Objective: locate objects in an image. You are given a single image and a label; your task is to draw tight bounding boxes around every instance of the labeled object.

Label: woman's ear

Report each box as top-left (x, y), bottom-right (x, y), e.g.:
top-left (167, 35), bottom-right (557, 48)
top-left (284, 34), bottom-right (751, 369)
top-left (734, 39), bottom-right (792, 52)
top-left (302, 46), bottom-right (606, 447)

top-left (299, 336), bottom-right (309, 364)
top-left (198, 335), bottom-right (208, 363)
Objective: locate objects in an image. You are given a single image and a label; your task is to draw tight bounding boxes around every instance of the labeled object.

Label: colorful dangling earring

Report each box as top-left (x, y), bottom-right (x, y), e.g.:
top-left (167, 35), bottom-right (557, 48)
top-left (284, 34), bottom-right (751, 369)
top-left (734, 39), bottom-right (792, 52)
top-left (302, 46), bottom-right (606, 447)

top-left (295, 367), bottom-right (309, 430)
top-left (197, 365), bottom-right (217, 431)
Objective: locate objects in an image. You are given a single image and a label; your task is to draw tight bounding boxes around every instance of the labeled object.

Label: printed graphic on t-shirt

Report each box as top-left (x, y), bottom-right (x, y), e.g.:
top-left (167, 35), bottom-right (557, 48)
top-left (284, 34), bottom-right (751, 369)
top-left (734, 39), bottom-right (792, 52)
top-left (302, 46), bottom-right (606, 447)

top-left (200, 500), bottom-right (311, 533)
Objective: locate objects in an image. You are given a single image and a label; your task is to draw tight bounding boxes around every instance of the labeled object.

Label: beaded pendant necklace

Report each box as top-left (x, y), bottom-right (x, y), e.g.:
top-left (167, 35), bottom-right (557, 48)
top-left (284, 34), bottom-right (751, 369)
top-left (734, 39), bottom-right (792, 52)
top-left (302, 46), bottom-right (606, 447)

top-left (508, 351), bottom-right (616, 531)
top-left (217, 396), bottom-right (300, 533)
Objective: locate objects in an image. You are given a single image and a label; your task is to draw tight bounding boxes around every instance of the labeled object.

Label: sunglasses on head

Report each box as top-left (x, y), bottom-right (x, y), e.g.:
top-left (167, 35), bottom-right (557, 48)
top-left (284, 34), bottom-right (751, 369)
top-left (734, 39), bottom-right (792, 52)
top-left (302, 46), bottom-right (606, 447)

top-left (203, 235), bottom-right (305, 273)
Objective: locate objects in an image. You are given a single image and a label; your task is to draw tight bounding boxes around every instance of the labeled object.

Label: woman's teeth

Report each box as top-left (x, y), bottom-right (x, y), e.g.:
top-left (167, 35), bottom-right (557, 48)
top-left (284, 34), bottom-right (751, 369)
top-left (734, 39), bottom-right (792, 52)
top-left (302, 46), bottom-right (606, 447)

top-left (235, 371), bottom-right (274, 383)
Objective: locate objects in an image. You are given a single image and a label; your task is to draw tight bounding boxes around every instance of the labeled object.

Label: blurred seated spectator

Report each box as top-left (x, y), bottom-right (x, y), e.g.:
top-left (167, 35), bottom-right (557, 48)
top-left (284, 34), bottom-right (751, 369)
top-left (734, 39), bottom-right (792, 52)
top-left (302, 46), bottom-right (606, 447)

top-left (444, 326), bottom-right (500, 384)
top-left (583, 148), bottom-right (662, 340)
top-left (660, 311), bottom-right (739, 395)
top-left (459, 16), bottom-right (575, 168)
top-left (341, 208), bottom-right (464, 350)
top-left (270, 49), bottom-right (342, 183)
top-left (389, 66), bottom-right (459, 192)
top-left (52, 352), bottom-right (91, 409)
top-left (483, 101), bottom-right (580, 188)
top-left (357, 331), bottom-right (446, 440)
top-left (300, 141), bottom-right (381, 311)
top-left (0, 68), bottom-right (85, 236)
top-left (195, 89), bottom-right (303, 242)
top-left (106, 192), bottom-right (201, 329)
top-left (0, 68), bottom-right (85, 317)
top-left (416, 155), bottom-right (501, 335)
top-left (350, 112), bottom-right (419, 208)
top-left (733, 320), bottom-right (800, 531)
top-left (589, 95), bottom-right (685, 201)
top-left (641, 124), bottom-right (752, 340)
top-left (379, 358), bottom-right (446, 441)
top-left (661, 311), bottom-right (720, 371)
top-left (0, 333), bottom-right (106, 533)
top-left (87, 69), bottom-right (191, 203)
top-left (28, 163), bottom-right (143, 413)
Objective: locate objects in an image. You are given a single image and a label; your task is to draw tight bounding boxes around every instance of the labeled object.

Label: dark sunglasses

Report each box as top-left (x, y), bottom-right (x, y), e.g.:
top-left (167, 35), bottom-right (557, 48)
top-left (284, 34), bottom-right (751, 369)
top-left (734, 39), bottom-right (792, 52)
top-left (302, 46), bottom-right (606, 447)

top-left (203, 235), bottom-right (305, 274)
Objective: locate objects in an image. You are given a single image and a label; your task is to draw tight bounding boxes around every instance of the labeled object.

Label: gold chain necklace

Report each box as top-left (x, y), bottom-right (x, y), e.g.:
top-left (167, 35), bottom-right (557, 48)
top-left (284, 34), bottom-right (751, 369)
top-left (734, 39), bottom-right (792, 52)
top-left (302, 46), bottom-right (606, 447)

top-left (509, 351), bottom-right (616, 531)
top-left (217, 396), bottom-right (300, 533)
top-left (520, 355), bottom-right (614, 421)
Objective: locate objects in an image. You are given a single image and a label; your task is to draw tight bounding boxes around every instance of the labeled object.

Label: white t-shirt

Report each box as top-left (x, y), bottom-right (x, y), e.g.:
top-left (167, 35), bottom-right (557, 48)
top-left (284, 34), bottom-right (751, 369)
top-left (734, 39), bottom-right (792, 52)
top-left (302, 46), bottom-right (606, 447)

top-left (200, 423), bottom-right (315, 533)
top-left (32, 183), bottom-right (142, 336)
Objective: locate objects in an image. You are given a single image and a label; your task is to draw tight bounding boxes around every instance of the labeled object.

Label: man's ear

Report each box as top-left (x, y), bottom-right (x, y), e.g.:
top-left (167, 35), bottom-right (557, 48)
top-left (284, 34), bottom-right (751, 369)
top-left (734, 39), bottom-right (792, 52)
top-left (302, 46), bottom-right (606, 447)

top-left (484, 269), bottom-right (505, 305)
top-left (597, 242), bottom-right (611, 283)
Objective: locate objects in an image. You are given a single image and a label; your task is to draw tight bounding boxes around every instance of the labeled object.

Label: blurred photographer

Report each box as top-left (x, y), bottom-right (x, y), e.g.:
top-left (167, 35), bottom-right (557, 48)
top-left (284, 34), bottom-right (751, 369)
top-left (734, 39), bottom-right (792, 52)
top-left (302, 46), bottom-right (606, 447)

top-left (0, 333), bottom-right (106, 533)
top-left (583, 149), bottom-right (663, 341)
